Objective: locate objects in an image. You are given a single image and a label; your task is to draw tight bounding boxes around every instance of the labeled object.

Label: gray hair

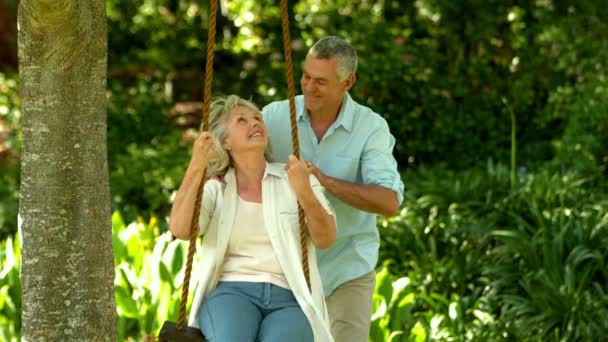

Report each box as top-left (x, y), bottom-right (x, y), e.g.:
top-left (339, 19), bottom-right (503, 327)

top-left (201, 95), bottom-right (273, 177)
top-left (309, 36), bottom-right (358, 81)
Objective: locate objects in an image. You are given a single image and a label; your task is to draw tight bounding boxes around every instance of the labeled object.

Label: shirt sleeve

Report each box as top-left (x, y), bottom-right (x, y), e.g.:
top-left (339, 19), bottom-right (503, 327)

top-left (360, 119), bottom-right (405, 205)
top-left (261, 101), bottom-right (281, 127)
top-left (262, 100), bottom-right (295, 164)
top-left (198, 179), bottom-right (220, 236)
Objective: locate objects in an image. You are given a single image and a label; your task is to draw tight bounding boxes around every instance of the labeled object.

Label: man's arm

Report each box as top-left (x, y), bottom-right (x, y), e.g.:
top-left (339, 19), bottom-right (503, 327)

top-left (308, 114), bottom-right (403, 217)
top-left (309, 164), bottom-right (400, 217)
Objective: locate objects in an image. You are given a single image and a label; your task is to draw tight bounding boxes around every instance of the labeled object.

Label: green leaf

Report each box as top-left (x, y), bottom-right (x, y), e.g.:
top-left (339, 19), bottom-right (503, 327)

top-left (375, 267), bottom-right (394, 304)
top-left (115, 286), bottom-right (139, 319)
top-left (112, 211), bottom-right (126, 233)
top-left (158, 260), bottom-right (173, 287)
top-left (387, 330), bottom-right (405, 342)
top-left (169, 242), bottom-right (185, 276)
top-left (410, 321), bottom-right (427, 342)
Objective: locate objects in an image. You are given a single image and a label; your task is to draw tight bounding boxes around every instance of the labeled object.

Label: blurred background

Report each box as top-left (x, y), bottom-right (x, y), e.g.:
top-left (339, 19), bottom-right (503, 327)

top-left (1, 0), bottom-right (607, 340)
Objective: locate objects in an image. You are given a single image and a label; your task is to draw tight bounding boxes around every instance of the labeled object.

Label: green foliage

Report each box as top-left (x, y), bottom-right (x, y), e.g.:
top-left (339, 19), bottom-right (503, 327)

top-left (2, 1), bottom-right (608, 339)
top-left (371, 266), bottom-right (501, 342)
top-left (3, 161), bottom-right (608, 340)
top-left (370, 268), bottom-right (413, 342)
top-left (486, 181), bottom-right (608, 340)
top-left (112, 211), bottom-right (198, 340)
top-left (107, 77), bottom-right (191, 225)
top-left (262, 1), bottom-right (606, 170)
top-left (0, 213), bottom-right (195, 341)
top-left (545, 70), bottom-right (608, 173)
top-left (4, 0), bottom-right (608, 232)
top-left (377, 162), bottom-right (608, 340)
top-left (0, 72), bottom-right (20, 240)
top-left (107, 1), bottom-right (208, 70)
top-left (0, 234), bottom-right (21, 342)
top-left (378, 163), bottom-right (510, 340)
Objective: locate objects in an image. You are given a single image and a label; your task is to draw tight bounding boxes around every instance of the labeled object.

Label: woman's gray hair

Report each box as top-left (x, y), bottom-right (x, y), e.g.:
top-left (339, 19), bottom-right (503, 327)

top-left (309, 36), bottom-right (358, 81)
top-left (201, 94), bottom-right (273, 177)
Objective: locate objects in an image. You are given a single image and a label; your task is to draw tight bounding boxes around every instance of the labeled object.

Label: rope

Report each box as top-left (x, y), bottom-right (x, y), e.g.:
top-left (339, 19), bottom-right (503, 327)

top-left (280, 0), bottom-right (311, 291)
top-left (176, 0), bottom-right (217, 331)
top-left (174, 0), bottom-right (309, 333)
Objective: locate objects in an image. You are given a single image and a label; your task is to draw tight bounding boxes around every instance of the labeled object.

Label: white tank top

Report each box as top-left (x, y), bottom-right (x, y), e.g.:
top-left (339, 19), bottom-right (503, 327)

top-left (219, 196), bottom-right (289, 289)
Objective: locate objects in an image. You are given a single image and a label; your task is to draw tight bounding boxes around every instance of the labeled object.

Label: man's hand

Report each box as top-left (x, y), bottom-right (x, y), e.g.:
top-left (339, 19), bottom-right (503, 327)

top-left (303, 160), bottom-right (400, 217)
top-left (304, 160), bottom-right (324, 183)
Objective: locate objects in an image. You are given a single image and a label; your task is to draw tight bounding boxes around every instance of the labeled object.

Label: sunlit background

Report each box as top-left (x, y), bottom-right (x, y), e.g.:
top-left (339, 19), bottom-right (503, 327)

top-left (1, 0), bottom-right (607, 340)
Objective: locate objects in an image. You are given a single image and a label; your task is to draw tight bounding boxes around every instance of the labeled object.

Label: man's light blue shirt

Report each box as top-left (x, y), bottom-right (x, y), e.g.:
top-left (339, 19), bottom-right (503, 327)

top-left (262, 93), bottom-right (405, 296)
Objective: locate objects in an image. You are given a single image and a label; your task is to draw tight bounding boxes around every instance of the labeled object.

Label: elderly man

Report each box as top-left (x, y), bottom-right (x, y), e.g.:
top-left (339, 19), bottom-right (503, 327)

top-left (263, 36), bottom-right (404, 341)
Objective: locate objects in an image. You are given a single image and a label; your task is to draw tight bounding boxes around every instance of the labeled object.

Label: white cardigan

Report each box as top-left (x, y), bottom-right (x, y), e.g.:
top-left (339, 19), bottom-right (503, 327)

top-left (187, 163), bottom-right (335, 342)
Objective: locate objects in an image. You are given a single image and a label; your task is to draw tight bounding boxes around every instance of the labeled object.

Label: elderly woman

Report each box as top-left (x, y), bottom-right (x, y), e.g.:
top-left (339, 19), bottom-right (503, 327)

top-left (169, 95), bottom-right (336, 342)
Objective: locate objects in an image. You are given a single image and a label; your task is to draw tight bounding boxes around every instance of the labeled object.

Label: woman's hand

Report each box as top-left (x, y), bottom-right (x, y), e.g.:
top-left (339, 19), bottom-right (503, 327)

top-left (170, 132), bottom-right (215, 240)
top-left (285, 155), bottom-right (312, 196)
top-left (286, 155), bottom-right (336, 249)
top-left (192, 131), bottom-right (216, 166)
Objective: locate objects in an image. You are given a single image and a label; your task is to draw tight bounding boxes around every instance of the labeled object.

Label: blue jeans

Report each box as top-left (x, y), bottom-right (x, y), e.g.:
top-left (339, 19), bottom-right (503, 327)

top-left (199, 281), bottom-right (313, 342)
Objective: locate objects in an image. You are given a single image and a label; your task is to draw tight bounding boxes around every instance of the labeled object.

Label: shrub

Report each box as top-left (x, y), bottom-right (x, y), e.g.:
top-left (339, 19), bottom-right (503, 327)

top-left (112, 211), bottom-right (197, 340)
top-left (107, 77), bottom-right (191, 227)
top-left (377, 161), bottom-right (608, 340)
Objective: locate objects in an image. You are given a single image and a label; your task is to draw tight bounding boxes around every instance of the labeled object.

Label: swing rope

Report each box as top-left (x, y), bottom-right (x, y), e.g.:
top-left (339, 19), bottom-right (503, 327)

top-left (279, 0), bottom-right (311, 290)
top-left (176, 0), bottom-right (217, 332)
top-left (174, 0), bottom-right (309, 333)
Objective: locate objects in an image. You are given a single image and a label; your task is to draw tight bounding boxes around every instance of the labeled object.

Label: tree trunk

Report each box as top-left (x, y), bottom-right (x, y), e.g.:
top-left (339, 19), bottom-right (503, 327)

top-left (18, 1), bottom-right (116, 340)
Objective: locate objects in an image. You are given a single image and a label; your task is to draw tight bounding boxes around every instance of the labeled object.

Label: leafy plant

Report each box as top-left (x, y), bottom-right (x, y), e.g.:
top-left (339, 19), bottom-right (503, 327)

top-left (487, 195), bottom-right (608, 339)
top-left (107, 77), bottom-right (191, 227)
top-left (0, 234), bottom-right (21, 342)
top-left (546, 70), bottom-right (608, 174)
top-left (370, 267), bottom-right (415, 342)
top-left (0, 72), bottom-right (21, 239)
top-left (377, 161), bottom-right (608, 341)
top-left (112, 211), bottom-right (199, 340)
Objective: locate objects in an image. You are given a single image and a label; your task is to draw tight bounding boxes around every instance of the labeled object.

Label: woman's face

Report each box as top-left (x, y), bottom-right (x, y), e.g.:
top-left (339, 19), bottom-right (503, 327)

top-left (223, 105), bottom-right (268, 153)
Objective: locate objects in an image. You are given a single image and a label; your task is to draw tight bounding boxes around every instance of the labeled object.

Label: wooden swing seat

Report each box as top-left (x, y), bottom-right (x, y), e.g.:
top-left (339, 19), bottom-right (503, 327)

top-left (158, 321), bottom-right (205, 341)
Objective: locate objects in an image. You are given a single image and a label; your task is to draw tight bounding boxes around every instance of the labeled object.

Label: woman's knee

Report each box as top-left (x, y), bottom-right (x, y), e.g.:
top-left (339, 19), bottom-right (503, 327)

top-left (258, 307), bottom-right (313, 342)
top-left (199, 291), bottom-right (262, 341)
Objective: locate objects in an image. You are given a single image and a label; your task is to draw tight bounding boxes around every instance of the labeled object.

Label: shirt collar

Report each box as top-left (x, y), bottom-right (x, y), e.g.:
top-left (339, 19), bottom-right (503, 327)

top-left (224, 162), bottom-right (284, 184)
top-left (264, 162), bottom-right (285, 178)
top-left (298, 92), bottom-right (354, 133)
top-left (297, 102), bottom-right (308, 122)
top-left (336, 93), bottom-right (354, 132)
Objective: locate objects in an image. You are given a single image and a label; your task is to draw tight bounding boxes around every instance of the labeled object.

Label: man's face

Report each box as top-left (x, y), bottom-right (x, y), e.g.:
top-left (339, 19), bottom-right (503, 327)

top-left (300, 54), bottom-right (352, 116)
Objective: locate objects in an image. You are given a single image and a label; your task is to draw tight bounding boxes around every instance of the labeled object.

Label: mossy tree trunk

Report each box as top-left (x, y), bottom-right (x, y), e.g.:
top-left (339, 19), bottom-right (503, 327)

top-left (18, 1), bottom-right (116, 340)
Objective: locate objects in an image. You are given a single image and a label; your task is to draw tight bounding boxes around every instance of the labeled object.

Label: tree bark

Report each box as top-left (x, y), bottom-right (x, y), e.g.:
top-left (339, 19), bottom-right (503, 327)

top-left (18, 1), bottom-right (116, 340)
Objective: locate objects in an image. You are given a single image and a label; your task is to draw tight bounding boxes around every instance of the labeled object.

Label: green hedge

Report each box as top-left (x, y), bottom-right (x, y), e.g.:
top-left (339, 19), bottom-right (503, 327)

top-left (105, 0), bottom-right (608, 169)
top-left (377, 162), bottom-right (608, 340)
